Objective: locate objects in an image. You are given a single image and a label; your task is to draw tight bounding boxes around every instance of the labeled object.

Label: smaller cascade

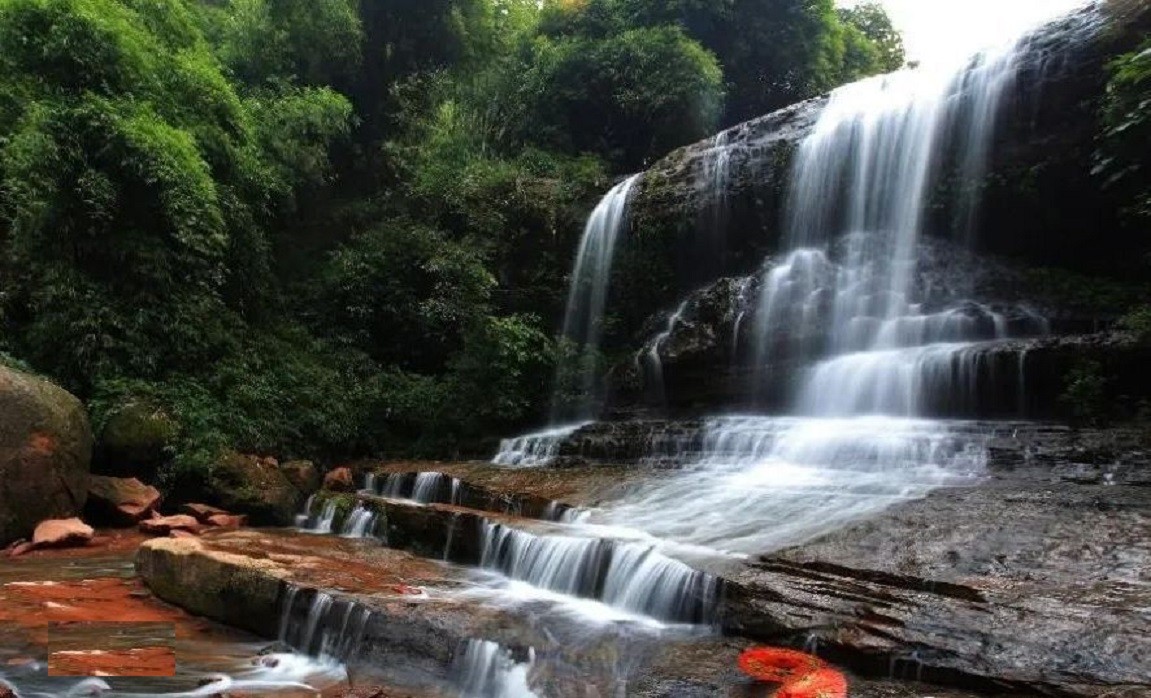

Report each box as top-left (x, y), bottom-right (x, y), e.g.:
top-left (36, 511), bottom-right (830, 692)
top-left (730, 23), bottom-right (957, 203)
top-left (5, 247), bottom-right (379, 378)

top-left (639, 300), bottom-right (691, 408)
top-left (451, 640), bottom-right (538, 698)
top-left (370, 472), bottom-right (466, 504)
top-left (297, 498), bottom-right (338, 534)
top-left (294, 494), bottom-right (316, 528)
top-left (479, 522), bottom-right (718, 625)
top-left (340, 503), bottom-right (378, 538)
top-left (492, 422), bottom-right (589, 467)
top-left (280, 590), bottom-right (372, 663)
top-left (552, 174), bottom-right (641, 423)
top-left (542, 501), bottom-right (589, 524)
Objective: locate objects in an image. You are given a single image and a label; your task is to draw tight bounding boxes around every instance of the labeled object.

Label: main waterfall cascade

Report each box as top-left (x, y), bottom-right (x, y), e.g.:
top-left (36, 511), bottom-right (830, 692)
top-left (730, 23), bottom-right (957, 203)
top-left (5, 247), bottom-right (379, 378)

top-left (490, 6), bottom-right (1066, 643)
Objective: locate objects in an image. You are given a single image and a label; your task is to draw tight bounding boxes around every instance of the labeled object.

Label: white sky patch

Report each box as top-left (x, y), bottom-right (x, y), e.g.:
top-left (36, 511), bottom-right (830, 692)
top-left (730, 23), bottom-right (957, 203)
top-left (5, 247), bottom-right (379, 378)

top-left (839, 0), bottom-right (1089, 66)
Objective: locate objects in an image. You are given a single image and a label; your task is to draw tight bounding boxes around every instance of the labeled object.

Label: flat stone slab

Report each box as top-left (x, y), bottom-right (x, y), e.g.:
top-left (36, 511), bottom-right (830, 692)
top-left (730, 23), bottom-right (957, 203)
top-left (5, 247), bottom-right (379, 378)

top-left (723, 431), bottom-right (1151, 697)
top-left (135, 528), bottom-right (1005, 697)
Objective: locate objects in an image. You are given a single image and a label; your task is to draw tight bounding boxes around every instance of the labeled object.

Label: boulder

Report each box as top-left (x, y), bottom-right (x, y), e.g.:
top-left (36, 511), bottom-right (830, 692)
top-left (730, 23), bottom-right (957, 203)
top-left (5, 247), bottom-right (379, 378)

top-left (5, 540), bottom-right (33, 557)
top-left (169, 529), bottom-right (198, 540)
top-left (31, 518), bottom-right (94, 549)
top-left (95, 402), bottom-right (177, 478)
top-left (180, 503), bottom-right (229, 523)
top-left (323, 467), bottom-right (355, 492)
top-left (206, 513), bottom-right (247, 528)
top-left (139, 515), bottom-right (202, 536)
top-left (0, 365), bottom-right (92, 546)
top-left (85, 476), bottom-right (161, 525)
top-left (280, 460), bottom-right (321, 493)
top-left (172, 452), bottom-right (303, 526)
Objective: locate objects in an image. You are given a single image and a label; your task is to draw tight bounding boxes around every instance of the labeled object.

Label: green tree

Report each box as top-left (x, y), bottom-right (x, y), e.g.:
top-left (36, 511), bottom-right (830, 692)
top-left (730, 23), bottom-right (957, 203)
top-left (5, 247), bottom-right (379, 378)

top-left (0, 0), bottom-right (351, 390)
top-left (838, 2), bottom-right (905, 73)
top-left (194, 0), bottom-right (363, 87)
top-left (515, 25), bottom-right (723, 170)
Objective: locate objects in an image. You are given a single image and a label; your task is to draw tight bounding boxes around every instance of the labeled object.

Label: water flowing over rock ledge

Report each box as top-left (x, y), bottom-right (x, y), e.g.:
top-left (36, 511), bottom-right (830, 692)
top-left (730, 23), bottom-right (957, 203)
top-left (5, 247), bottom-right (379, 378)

top-left (135, 426), bottom-right (1151, 696)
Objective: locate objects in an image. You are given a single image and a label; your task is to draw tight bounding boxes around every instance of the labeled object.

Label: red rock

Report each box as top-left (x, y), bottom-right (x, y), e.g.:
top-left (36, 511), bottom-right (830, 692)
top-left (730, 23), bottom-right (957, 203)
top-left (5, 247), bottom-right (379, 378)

top-left (181, 503), bottom-right (229, 523)
top-left (323, 467), bottom-right (355, 492)
top-left (139, 515), bottom-right (201, 536)
top-left (0, 683), bottom-right (15, 698)
top-left (31, 518), bottom-right (94, 549)
top-left (205, 514), bottom-right (246, 529)
top-left (86, 476), bottom-right (162, 524)
top-left (169, 529), bottom-right (199, 539)
top-left (7, 542), bottom-right (34, 557)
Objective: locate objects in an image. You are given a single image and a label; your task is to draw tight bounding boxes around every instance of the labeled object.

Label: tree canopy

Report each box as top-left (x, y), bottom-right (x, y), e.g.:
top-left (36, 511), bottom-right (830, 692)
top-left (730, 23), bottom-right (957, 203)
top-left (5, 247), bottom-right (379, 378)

top-left (0, 0), bottom-right (906, 471)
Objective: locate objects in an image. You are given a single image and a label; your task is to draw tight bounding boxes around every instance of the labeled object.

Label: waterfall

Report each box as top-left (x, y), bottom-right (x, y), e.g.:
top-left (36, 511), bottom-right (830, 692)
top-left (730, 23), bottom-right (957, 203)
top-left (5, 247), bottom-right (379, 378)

top-left (340, 503), bottom-right (377, 538)
top-left (492, 422), bottom-right (589, 467)
top-left (495, 174), bottom-right (639, 465)
top-left (479, 522), bottom-right (718, 624)
top-left (451, 640), bottom-right (538, 698)
top-left (600, 415), bottom-right (989, 554)
top-left (551, 174), bottom-right (641, 423)
top-left (299, 499), bottom-right (338, 535)
top-left (639, 299), bottom-right (691, 408)
top-left (370, 472), bottom-right (466, 504)
top-left (745, 36), bottom-right (1047, 415)
top-left (279, 590), bottom-right (372, 662)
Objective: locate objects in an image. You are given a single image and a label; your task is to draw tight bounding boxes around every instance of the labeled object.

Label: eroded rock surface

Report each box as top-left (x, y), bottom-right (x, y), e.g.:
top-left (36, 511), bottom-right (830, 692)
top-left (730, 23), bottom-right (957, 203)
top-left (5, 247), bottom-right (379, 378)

top-left (723, 427), bottom-right (1151, 696)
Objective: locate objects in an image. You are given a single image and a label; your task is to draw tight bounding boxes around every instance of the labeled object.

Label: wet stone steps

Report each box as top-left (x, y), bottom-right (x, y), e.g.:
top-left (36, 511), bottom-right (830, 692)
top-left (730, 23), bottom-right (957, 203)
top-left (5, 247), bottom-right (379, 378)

top-left (299, 487), bottom-right (725, 626)
top-left (134, 531), bottom-right (742, 696)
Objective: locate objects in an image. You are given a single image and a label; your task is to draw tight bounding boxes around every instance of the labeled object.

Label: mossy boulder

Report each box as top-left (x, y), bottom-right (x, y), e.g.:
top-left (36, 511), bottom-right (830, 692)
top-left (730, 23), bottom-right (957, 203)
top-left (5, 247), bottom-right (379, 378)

top-left (0, 365), bottom-right (93, 546)
top-left (96, 402), bottom-right (178, 478)
top-left (280, 459), bottom-right (321, 494)
top-left (172, 452), bottom-right (303, 526)
top-left (135, 536), bottom-right (286, 635)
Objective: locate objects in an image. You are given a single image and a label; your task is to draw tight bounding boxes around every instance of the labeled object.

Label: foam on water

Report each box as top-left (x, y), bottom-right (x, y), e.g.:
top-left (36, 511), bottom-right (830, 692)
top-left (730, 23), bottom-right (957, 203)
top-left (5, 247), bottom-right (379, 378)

top-left (492, 422), bottom-right (590, 467)
top-left (452, 640), bottom-right (538, 698)
top-left (597, 416), bottom-right (987, 554)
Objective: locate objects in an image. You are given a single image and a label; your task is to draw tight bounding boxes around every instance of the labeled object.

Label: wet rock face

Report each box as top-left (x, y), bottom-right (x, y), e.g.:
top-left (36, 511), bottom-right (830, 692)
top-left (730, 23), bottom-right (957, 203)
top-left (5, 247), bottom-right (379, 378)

top-left (720, 425), bottom-right (1151, 696)
top-left (971, 0), bottom-right (1151, 276)
top-left (0, 365), bottom-right (92, 546)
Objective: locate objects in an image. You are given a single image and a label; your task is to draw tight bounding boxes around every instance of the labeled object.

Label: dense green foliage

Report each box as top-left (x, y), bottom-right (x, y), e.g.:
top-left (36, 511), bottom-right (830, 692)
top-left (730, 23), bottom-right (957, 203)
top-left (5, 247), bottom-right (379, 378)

top-left (1098, 40), bottom-right (1151, 231)
top-left (1096, 40), bottom-right (1151, 344)
top-left (0, 0), bottom-right (901, 475)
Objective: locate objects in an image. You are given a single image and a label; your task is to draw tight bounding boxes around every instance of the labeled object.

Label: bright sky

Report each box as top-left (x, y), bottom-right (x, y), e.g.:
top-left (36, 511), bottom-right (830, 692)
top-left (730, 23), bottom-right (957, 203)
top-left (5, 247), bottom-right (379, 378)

top-left (839, 0), bottom-right (1088, 66)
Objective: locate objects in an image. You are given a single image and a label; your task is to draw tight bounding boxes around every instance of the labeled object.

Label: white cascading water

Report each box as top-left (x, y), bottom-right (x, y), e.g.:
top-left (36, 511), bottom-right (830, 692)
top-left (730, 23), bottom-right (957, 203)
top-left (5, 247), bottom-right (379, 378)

top-left (340, 503), bottom-right (377, 538)
top-left (638, 299), bottom-right (691, 407)
top-left (452, 640), bottom-right (538, 698)
top-left (757, 40), bottom-right (1038, 409)
top-left (298, 498), bottom-right (338, 535)
top-left (492, 422), bottom-right (590, 467)
top-left (478, 522), bottom-right (717, 625)
top-left (595, 36), bottom-right (1047, 553)
top-left (552, 174), bottom-right (642, 423)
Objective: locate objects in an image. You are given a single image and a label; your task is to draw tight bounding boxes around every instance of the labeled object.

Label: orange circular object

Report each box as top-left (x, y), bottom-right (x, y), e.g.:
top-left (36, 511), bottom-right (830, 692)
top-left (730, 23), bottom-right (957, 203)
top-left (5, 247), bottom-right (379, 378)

top-left (738, 647), bottom-right (822, 682)
top-left (776, 667), bottom-right (848, 698)
top-left (737, 647), bottom-right (847, 698)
